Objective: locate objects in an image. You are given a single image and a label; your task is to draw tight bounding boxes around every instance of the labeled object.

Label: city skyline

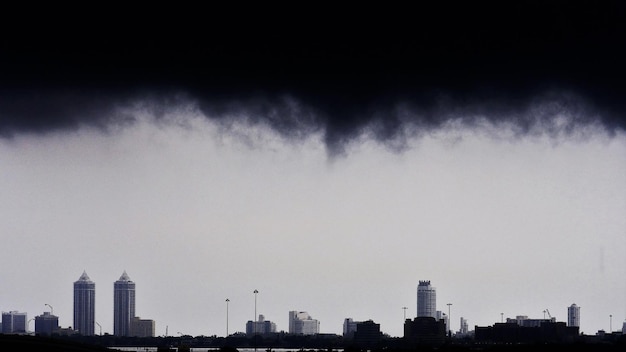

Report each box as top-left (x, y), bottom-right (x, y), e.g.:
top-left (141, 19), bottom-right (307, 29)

top-left (2, 275), bottom-right (623, 337)
top-left (1, 2), bottom-right (626, 339)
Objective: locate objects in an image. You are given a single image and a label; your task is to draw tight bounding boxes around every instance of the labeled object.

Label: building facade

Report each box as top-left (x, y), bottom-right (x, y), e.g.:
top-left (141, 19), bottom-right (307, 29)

top-left (567, 304), bottom-right (580, 327)
top-left (74, 271), bottom-right (96, 336)
top-left (417, 280), bottom-right (436, 318)
top-left (1, 311), bottom-right (27, 334)
top-left (130, 317), bottom-right (155, 337)
top-left (343, 318), bottom-right (358, 337)
top-left (288, 311), bottom-right (319, 335)
top-left (114, 271), bottom-right (136, 336)
top-left (246, 314), bottom-right (277, 336)
top-left (35, 311), bottom-right (59, 336)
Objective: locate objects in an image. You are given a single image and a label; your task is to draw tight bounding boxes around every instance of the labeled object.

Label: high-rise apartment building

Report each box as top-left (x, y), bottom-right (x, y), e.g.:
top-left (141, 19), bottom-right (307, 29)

top-left (417, 280), bottom-right (436, 318)
top-left (114, 271), bottom-right (136, 336)
top-left (74, 271), bottom-right (95, 335)
top-left (567, 303), bottom-right (580, 327)
top-left (288, 311), bottom-right (320, 335)
top-left (1, 311), bottom-right (27, 333)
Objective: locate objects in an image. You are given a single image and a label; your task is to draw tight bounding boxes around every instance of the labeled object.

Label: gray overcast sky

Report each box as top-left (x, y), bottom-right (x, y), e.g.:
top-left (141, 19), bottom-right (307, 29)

top-left (1, 1), bottom-right (626, 338)
top-left (1, 100), bottom-right (625, 337)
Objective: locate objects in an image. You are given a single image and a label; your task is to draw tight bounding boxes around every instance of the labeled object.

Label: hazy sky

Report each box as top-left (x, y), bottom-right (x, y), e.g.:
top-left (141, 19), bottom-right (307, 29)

top-left (1, 2), bottom-right (625, 338)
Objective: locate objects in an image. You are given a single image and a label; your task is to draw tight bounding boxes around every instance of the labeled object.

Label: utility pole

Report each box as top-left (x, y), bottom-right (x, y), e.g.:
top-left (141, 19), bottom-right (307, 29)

top-left (225, 298), bottom-right (230, 337)
top-left (447, 303), bottom-right (452, 337)
top-left (253, 289), bottom-right (258, 352)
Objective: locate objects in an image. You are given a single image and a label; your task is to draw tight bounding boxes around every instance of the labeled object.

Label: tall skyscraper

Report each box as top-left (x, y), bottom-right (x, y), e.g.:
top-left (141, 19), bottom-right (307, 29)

top-left (567, 303), bottom-right (580, 327)
top-left (417, 280), bottom-right (436, 318)
top-left (74, 271), bottom-right (95, 335)
top-left (114, 271), bottom-right (136, 336)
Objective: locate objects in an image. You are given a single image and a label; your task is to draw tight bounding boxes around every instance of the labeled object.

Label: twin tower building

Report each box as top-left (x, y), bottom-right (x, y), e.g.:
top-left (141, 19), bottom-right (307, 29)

top-left (74, 270), bottom-right (151, 336)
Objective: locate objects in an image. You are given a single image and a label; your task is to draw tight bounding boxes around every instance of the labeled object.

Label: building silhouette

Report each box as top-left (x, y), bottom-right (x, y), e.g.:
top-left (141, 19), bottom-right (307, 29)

top-left (404, 316), bottom-right (446, 347)
top-left (34, 311), bottom-right (59, 336)
top-left (1, 311), bottom-right (27, 334)
top-left (353, 320), bottom-right (382, 348)
top-left (475, 320), bottom-right (579, 344)
top-left (130, 317), bottom-right (155, 337)
top-left (436, 311), bottom-right (448, 333)
top-left (73, 271), bottom-right (95, 336)
top-left (567, 303), bottom-right (580, 327)
top-left (114, 271), bottom-right (136, 336)
top-left (417, 280), bottom-right (436, 318)
top-left (288, 311), bottom-right (320, 335)
top-left (245, 314), bottom-right (277, 336)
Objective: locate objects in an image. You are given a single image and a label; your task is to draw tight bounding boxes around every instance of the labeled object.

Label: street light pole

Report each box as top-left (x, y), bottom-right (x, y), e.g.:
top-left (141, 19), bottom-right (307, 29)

top-left (253, 290), bottom-right (258, 327)
top-left (610, 314), bottom-right (612, 332)
top-left (225, 298), bottom-right (230, 337)
top-left (501, 313), bottom-right (504, 323)
top-left (45, 304), bottom-right (53, 315)
top-left (253, 289), bottom-right (259, 352)
top-left (447, 303), bottom-right (452, 337)
top-left (402, 306), bottom-right (407, 321)
top-left (95, 322), bottom-right (102, 335)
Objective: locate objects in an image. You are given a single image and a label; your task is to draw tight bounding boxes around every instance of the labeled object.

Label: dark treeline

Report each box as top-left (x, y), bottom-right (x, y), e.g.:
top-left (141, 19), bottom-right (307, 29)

top-left (2, 333), bottom-right (626, 352)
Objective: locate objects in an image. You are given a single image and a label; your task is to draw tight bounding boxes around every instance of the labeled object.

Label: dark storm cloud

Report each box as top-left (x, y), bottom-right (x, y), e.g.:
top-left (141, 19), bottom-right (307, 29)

top-left (1, 2), bottom-right (625, 152)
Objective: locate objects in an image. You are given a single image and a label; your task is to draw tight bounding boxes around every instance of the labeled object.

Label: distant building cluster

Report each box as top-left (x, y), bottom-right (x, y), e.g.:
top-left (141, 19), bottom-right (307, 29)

top-left (72, 271), bottom-right (155, 337)
top-left (3, 277), bottom-right (624, 343)
top-left (242, 310), bottom-right (320, 337)
top-left (2, 271), bottom-right (155, 337)
top-left (343, 318), bottom-right (383, 348)
top-left (246, 314), bottom-right (277, 336)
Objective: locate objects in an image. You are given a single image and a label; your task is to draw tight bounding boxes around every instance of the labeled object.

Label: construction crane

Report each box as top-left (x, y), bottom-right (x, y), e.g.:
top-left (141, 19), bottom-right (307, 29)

top-left (545, 309), bottom-right (552, 319)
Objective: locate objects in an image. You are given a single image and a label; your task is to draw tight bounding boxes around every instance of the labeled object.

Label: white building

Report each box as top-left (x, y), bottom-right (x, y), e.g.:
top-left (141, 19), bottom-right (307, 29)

top-left (289, 311), bottom-right (319, 335)
top-left (567, 304), bottom-right (580, 327)
top-left (417, 280), bottom-right (436, 318)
